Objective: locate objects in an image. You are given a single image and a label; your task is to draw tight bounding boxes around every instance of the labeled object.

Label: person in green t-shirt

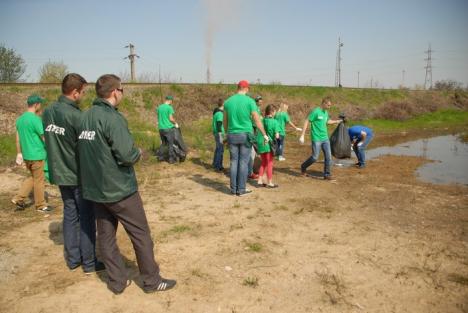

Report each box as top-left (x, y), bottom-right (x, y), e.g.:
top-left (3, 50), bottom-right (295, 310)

top-left (223, 80), bottom-right (268, 196)
top-left (274, 102), bottom-right (302, 161)
top-left (12, 95), bottom-right (50, 212)
top-left (256, 104), bottom-right (280, 188)
top-left (299, 97), bottom-right (343, 180)
top-left (247, 95), bottom-right (264, 179)
top-left (156, 95), bottom-right (178, 163)
top-left (212, 98), bottom-right (225, 171)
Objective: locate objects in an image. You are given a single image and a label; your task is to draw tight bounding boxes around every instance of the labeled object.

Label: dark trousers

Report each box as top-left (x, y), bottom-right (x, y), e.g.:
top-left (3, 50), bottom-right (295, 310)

top-left (277, 135), bottom-right (285, 157)
top-left (59, 185), bottom-right (97, 271)
top-left (93, 192), bottom-right (161, 292)
top-left (159, 128), bottom-right (176, 162)
top-left (212, 133), bottom-right (224, 170)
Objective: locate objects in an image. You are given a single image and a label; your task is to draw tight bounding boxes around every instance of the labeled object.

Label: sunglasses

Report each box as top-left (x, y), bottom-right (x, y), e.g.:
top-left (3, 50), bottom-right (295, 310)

top-left (116, 88), bottom-right (124, 94)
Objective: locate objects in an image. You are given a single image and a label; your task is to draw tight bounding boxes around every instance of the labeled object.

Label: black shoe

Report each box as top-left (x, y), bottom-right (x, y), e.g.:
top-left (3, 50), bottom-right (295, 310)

top-left (11, 199), bottom-right (26, 210)
top-left (144, 278), bottom-right (177, 293)
top-left (108, 280), bottom-right (132, 295)
top-left (69, 264), bottom-right (81, 272)
top-left (84, 261), bottom-right (106, 275)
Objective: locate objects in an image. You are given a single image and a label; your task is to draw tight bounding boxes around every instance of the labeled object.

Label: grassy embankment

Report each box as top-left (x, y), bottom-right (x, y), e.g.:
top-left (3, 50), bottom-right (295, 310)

top-left (0, 84), bottom-right (467, 165)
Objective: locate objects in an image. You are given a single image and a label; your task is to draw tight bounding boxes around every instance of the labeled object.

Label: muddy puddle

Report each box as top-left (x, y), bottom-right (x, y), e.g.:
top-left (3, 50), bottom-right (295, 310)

top-left (365, 135), bottom-right (468, 185)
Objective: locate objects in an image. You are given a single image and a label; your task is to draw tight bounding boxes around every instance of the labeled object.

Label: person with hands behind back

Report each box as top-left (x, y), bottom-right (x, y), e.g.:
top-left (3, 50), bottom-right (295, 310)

top-left (256, 104), bottom-right (281, 188)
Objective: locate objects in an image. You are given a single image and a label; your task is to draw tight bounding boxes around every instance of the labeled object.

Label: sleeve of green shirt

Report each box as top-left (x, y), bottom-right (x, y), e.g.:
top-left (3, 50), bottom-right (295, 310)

top-left (285, 112), bottom-right (290, 123)
top-left (106, 115), bottom-right (140, 166)
top-left (34, 116), bottom-right (44, 136)
top-left (308, 110), bottom-right (317, 122)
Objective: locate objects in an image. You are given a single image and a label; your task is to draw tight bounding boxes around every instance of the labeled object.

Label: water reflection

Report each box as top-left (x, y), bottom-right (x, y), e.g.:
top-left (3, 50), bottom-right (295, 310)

top-left (365, 135), bottom-right (468, 185)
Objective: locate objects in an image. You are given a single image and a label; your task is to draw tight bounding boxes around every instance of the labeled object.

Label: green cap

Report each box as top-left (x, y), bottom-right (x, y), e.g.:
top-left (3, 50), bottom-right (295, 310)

top-left (27, 95), bottom-right (45, 105)
top-left (165, 95), bottom-right (174, 100)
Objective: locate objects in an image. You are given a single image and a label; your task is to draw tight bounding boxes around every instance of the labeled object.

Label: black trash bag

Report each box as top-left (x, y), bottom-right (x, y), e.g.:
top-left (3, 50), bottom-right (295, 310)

top-left (155, 128), bottom-right (188, 162)
top-left (330, 122), bottom-right (351, 159)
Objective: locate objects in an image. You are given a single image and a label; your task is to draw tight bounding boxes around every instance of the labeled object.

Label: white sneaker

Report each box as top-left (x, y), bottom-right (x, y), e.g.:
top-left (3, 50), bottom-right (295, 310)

top-left (37, 206), bottom-right (52, 212)
top-left (278, 156), bottom-right (286, 161)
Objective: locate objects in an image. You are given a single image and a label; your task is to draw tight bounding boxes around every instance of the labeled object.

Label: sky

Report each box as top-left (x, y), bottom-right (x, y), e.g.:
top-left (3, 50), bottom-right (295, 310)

top-left (1, 0), bottom-right (467, 88)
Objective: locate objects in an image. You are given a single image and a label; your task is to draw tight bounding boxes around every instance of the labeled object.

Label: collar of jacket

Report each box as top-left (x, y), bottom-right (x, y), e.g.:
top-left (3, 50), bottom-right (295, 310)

top-left (93, 98), bottom-right (118, 111)
top-left (58, 95), bottom-right (80, 110)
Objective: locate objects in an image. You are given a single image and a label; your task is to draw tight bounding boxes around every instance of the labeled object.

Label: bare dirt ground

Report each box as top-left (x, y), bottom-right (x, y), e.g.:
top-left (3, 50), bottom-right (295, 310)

top-left (0, 137), bottom-right (467, 313)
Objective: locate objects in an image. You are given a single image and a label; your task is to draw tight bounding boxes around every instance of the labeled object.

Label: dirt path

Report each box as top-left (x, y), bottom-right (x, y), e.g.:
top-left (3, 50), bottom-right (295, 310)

top-left (0, 141), bottom-right (467, 313)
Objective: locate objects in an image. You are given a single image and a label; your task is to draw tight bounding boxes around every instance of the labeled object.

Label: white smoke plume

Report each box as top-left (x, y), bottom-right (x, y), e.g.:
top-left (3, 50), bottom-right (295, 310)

top-left (202, 0), bottom-right (240, 83)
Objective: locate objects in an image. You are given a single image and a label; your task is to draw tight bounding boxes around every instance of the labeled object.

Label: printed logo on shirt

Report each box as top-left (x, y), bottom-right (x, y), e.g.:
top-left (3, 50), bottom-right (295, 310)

top-left (45, 124), bottom-right (65, 135)
top-left (78, 130), bottom-right (96, 141)
top-left (318, 116), bottom-right (323, 120)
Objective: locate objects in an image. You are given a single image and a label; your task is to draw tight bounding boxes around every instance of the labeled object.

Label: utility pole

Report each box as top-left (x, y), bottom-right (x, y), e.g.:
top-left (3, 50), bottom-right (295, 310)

top-left (424, 43), bottom-right (433, 90)
top-left (357, 71), bottom-right (360, 88)
top-left (124, 43), bottom-right (139, 82)
top-left (335, 37), bottom-right (344, 87)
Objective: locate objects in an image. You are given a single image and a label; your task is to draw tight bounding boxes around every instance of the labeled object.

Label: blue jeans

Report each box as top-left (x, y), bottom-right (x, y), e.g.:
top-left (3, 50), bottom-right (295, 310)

top-left (277, 135), bottom-right (285, 157)
top-left (301, 140), bottom-right (332, 177)
top-left (228, 133), bottom-right (251, 194)
top-left (353, 135), bottom-right (373, 166)
top-left (212, 133), bottom-right (224, 170)
top-left (59, 185), bottom-right (97, 271)
top-left (247, 146), bottom-right (256, 176)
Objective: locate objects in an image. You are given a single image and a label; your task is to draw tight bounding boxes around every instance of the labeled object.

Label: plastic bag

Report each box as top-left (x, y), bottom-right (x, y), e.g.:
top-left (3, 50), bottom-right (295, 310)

top-left (330, 122), bottom-right (351, 159)
top-left (155, 128), bottom-right (188, 162)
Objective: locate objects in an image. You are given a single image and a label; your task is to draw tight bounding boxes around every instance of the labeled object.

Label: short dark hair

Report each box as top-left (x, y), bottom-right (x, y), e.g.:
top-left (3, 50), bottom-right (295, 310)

top-left (95, 74), bottom-right (121, 98)
top-left (217, 98), bottom-right (223, 107)
top-left (265, 104), bottom-right (275, 116)
top-left (321, 97), bottom-right (332, 105)
top-left (62, 73), bottom-right (87, 95)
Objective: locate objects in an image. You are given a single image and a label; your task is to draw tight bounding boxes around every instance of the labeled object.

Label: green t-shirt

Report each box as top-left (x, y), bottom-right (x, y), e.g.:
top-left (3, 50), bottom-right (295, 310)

top-left (224, 93), bottom-right (257, 134)
top-left (308, 107), bottom-right (329, 142)
top-left (275, 111), bottom-right (290, 136)
top-left (157, 103), bottom-right (175, 130)
top-left (212, 110), bottom-right (225, 135)
top-left (16, 112), bottom-right (46, 161)
top-left (256, 117), bottom-right (280, 154)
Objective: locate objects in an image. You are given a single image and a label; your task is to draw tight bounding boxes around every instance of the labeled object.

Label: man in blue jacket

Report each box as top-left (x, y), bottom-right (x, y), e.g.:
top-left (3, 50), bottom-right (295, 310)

top-left (348, 125), bottom-right (374, 168)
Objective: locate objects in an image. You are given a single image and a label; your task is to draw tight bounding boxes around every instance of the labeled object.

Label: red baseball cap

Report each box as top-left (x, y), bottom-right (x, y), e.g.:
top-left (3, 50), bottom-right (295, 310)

top-left (237, 80), bottom-right (250, 88)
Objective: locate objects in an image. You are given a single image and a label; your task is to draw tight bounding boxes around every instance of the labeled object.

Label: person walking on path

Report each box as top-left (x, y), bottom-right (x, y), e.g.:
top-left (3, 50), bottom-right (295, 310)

top-left (224, 80), bottom-right (268, 196)
top-left (274, 102), bottom-right (302, 161)
top-left (43, 73), bottom-right (104, 274)
top-left (12, 95), bottom-right (50, 212)
top-left (257, 104), bottom-right (280, 188)
top-left (156, 95), bottom-right (178, 164)
top-left (78, 74), bottom-right (176, 294)
top-left (212, 98), bottom-right (225, 172)
top-left (348, 125), bottom-right (374, 168)
top-left (299, 97), bottom-right (343, 180)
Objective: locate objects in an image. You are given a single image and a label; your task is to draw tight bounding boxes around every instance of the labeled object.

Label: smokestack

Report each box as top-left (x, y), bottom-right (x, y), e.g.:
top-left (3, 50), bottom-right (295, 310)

top-left (206, 67), bottom-right (211, 84)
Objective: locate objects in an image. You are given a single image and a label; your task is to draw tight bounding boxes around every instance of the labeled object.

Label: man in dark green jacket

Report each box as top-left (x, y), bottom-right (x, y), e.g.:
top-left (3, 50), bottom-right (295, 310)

top-left (43, 73), bottom-right (104, 274)
top-left (78, 74), bottom-right (176, 294)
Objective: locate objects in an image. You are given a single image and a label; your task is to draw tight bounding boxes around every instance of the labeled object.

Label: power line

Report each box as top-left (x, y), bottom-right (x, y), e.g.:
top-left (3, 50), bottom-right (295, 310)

top-left (424, 43), bottom-right (434, 90)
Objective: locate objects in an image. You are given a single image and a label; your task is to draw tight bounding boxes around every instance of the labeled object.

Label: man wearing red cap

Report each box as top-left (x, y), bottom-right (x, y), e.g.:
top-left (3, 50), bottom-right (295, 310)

top-left (223, 80), bottom-right (268, 196)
